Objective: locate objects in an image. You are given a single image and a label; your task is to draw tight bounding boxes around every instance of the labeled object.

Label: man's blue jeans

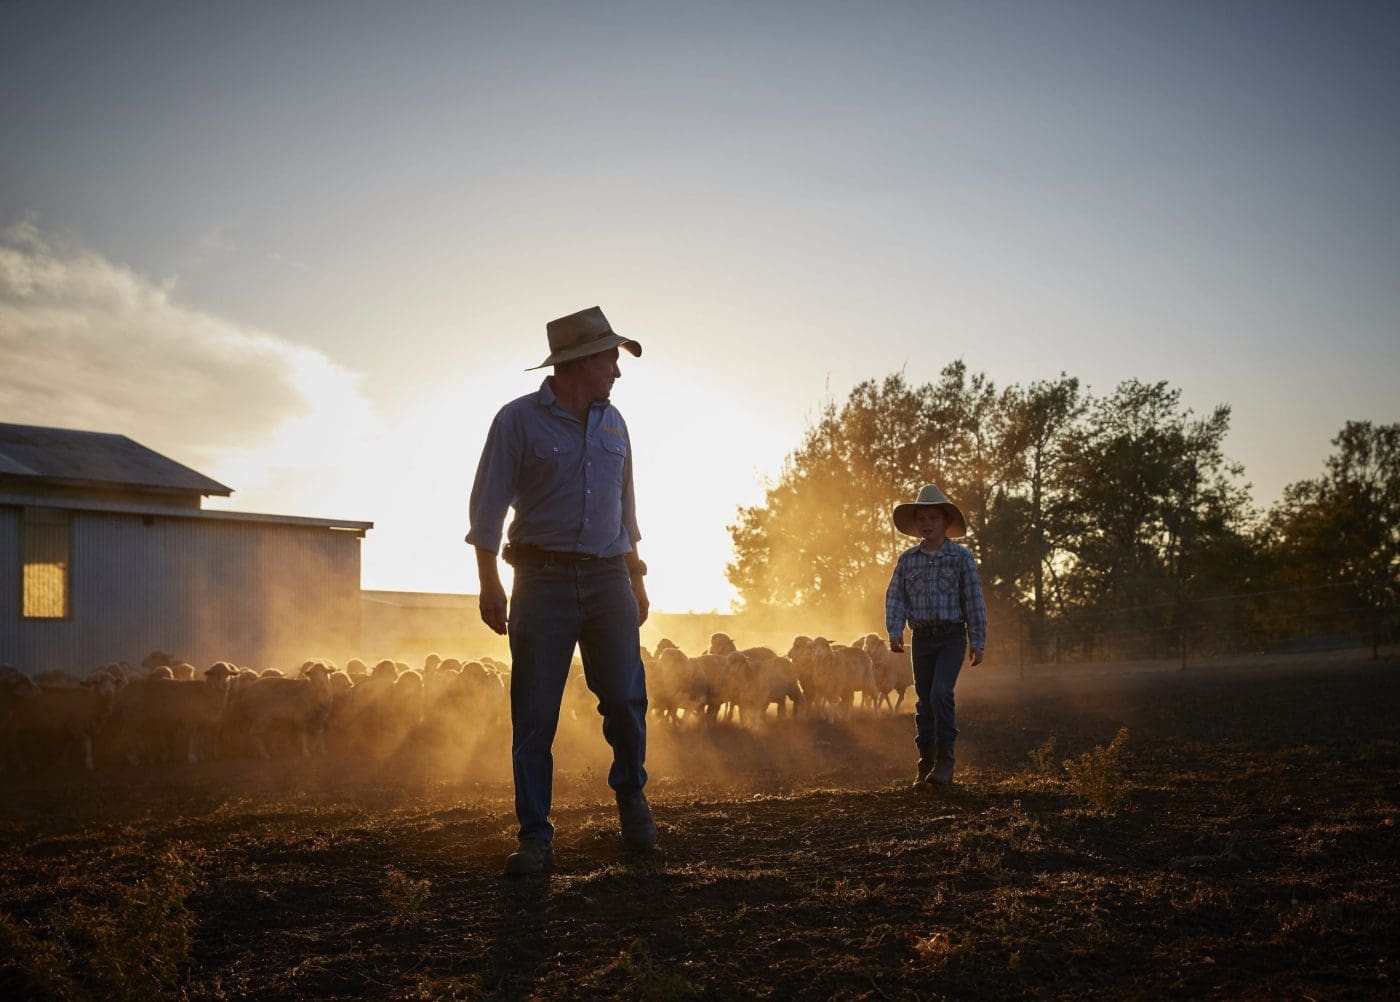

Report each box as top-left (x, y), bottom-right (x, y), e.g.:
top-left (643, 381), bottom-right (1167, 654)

top-left (910, 627), bottom-right (966, 753)
top-left (507, 556), bottom-right (648, 842)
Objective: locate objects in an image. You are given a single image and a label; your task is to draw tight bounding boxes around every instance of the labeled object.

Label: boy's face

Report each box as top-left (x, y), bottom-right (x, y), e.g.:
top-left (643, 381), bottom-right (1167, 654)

top-left (913, 506), bottom-right (947, 545)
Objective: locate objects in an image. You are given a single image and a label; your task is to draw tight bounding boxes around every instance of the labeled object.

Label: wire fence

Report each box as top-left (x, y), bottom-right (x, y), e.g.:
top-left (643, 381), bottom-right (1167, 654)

top-left (988, 582), bottom-right (1397, 668)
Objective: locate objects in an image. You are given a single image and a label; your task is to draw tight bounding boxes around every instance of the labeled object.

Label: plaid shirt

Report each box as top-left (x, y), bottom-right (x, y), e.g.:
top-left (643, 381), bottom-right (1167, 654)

top-left (884, 540), bottom-right (988, 651)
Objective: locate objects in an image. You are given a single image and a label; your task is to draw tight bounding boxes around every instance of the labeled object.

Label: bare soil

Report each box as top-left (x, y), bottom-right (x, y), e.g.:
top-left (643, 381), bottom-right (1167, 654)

top-left (2, 651), bottom-right (1396, 999)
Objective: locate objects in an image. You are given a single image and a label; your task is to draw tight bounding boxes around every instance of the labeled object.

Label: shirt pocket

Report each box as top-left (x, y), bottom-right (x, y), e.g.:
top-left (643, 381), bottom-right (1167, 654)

top-left (598, 435), bottom-right (628, 487)
top-left (936, 562), bottom-right (960, 594)
top-left (531, 440), bottom-right (567, 472)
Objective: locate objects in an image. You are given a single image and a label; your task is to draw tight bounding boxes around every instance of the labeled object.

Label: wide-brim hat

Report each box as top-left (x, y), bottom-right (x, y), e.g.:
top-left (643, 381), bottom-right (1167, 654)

top-left (892, 483), bottom-right (968, 538)
top-left (526, 306), bottom-right (642, 370)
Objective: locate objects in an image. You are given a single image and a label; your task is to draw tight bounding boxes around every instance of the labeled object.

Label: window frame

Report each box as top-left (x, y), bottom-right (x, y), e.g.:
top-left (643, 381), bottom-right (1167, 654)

top-left (20, 506), bottom-right (72, 621)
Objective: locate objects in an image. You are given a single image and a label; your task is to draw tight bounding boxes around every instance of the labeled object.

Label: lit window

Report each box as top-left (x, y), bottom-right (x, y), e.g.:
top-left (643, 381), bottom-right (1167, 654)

top-left (22, 508), bottom-right (70, 619)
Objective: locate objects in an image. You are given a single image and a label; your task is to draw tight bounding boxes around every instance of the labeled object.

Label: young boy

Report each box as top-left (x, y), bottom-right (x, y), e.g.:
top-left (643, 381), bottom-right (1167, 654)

top-left (884, 484), bottom-right (987, 787)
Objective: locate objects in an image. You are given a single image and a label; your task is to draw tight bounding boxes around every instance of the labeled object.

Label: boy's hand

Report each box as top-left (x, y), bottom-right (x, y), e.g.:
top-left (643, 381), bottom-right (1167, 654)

top-left (970, 649), bottom-right (983, 667)
top-left (888, 639), bottom-right (904, 654)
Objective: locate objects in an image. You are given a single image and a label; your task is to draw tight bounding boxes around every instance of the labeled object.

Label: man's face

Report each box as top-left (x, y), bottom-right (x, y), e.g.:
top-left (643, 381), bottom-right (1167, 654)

top-left (576, 347), bottom-right (621, 402)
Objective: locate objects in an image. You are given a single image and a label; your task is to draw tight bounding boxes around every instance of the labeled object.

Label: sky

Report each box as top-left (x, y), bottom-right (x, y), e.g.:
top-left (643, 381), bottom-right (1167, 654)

top-left (2, 1), bottom-right (1398, 613)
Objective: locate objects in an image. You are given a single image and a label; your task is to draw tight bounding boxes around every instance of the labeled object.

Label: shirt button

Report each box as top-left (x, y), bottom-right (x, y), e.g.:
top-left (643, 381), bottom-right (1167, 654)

top-left (585, 489), bottom-right (591, 495)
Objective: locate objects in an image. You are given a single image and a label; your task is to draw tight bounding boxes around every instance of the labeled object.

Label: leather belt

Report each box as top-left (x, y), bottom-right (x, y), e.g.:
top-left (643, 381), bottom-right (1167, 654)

top-left (502, 542), bottom-right (602, 567)
top-left (911, 620), bottom-right (966, 632)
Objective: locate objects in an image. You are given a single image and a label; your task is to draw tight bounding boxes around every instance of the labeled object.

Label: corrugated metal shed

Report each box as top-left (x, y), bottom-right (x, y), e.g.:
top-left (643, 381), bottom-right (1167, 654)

top-left (0, 423), bottom-right (373, 673)
top-left (0, 422), bottom-right (231, 497)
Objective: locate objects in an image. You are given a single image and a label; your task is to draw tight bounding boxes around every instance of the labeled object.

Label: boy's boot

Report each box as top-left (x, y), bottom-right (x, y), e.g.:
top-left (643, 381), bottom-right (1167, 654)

top-left (914, 743), bottom-right (936, 787)
top-left (930, 745), bottom-right (955, 786)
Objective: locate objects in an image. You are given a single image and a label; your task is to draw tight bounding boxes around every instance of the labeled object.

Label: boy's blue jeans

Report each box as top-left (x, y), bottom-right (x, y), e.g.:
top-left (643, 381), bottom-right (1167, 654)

top-left (507, 556), bottom-right (649, 843)
top-left (910, 627), bottom-right (966, 754)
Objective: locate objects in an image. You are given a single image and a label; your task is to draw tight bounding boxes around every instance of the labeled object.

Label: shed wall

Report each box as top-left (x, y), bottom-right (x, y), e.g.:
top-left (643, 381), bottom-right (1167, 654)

top-left (1, 506), bottom-right (362, 672)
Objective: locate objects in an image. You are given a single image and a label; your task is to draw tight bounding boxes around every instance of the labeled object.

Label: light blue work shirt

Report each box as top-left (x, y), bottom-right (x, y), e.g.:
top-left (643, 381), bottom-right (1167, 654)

top-left (466, 378), bottom-right (640, 557)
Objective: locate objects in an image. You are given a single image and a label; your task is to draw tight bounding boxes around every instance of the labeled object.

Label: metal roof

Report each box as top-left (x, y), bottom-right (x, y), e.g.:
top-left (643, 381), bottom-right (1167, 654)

top-left (0, 492), bottom-right (372, 533)
top-left (0, 422), bottom-right (231, 496)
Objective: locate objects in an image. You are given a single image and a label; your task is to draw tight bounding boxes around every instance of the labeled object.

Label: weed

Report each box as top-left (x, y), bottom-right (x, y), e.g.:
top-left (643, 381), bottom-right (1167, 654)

top-left (1278, 898), bottom-right (1336, 937)
top-left (1028, 736), bottom-right (1059, 774)
top-left (911, 931), bottom-right (962, 970)
top-left (1063, 726), bottom-right (1131, 814)
top-left (381, 866), bottom-right (431, 926)
top-left (612, 938), bottom-right (698, 1000)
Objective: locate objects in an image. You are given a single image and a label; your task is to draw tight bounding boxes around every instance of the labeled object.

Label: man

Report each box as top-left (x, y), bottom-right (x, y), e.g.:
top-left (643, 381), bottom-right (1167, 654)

top-left (466, 305), bottom-right (656, 876)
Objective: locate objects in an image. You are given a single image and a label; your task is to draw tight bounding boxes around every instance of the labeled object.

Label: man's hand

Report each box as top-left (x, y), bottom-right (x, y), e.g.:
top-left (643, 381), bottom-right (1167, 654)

top-left (970, 648), bottom-right (984, 667)
top-left (631, 575), bottom-right (649, 627)
top-left (475, 546), bottom-right (508, 635)
top-left (479, 579), bottom-right (508, 635)
top-left (888, 638), bottom-right (904, 654)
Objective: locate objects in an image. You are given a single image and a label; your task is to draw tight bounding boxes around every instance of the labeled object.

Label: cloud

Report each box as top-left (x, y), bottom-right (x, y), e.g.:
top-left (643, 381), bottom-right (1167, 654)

top-left (0, 219), bottom-right (374, 475)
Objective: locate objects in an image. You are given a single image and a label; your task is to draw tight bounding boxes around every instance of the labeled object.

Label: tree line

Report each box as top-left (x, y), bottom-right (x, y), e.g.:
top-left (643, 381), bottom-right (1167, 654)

top-left (726, 363), bottom-right (1398, 662)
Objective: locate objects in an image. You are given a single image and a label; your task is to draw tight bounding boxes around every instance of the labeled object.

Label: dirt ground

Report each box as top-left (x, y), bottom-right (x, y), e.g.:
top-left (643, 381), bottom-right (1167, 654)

top-left (2, 650), bottom-right (1397, 1000)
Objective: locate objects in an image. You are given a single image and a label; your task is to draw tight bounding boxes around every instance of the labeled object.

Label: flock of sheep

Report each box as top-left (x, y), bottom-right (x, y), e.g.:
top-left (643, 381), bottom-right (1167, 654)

top-left (0, 632), bottom-right (913, 772)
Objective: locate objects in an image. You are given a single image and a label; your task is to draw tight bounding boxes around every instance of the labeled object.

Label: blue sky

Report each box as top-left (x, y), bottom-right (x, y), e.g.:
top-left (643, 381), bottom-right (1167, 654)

top-left (3, 1), bottom-right (1398, 611)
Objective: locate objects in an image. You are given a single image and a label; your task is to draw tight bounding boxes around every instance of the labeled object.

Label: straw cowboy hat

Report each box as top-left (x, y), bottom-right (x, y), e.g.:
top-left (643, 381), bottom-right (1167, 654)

top-left (526, 306), bottom-right (642, 370)
top-left (892, 484), bottom-right (968, 538)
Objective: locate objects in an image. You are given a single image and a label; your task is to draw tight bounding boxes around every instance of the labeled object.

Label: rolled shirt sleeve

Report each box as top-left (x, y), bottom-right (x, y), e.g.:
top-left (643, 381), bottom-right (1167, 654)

top-left (465, 405), bottom-right (523, 555)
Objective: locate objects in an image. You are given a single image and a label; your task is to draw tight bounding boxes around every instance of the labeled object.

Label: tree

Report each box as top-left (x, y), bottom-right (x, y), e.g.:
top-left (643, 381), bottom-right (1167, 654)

top-left (725, 364), bottom-right (1005, 628)
top-left (991, 375), bottom-right (1087, 659)
top-left (1267, 422), bottom-right (1399, 657)
top-left (1054, 380), bottom-right (1249, 659)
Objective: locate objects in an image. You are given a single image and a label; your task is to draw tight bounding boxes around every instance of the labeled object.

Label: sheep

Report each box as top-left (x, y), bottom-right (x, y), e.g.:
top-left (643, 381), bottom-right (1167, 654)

top-left (412, 660), bottom-right (505, 756)
top-left (332, 660), bottom-right (400, 751)
top-left (733, 653), bottom-right (803, 724)
top-left (140, 649), bottom-right (178, 672)
top-left (32, 668), bottom-right (81, 688)
top-left (788, 636), bottom-right (837, 720)
top-left (386, 668), bottom-right (425, 740)
top-left (115, 662), bottom-right (238, 764)
top-left (0, 671), bottom-right (44, 768)
top-left (691, 651), bottom-right (748, 723)
top-left (649, 646), bottom-right (702, 723)
top-left (828, 643), bottom-right (878, 718)
top-left (860, 634), bottom-right (911, 713)
top-left (460, 661), bottom-right (507, 728)
top-left (170, 662), bottom-right (197, 681)
top-left (707, 632), bottom-right (737, 656)
top-left (5, 673), bottom-right (120, 770)
top-left (147, 665), bottom-right (176, 680)
top-left (563, 663), bottom-right (595, 722)
top-left (230, 662), bottom-right (334, 759)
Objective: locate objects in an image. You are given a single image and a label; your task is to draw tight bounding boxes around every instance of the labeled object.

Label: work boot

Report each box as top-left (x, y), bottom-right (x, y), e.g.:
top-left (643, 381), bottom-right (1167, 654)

top-left (617, 792), bottom-right (658, 850)
top-left (503, 838), bottom-right (555, 876)
top-left (914, 744), bottom-right (936, 787)
top-left (930, 746), bottom-right (955, 786)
